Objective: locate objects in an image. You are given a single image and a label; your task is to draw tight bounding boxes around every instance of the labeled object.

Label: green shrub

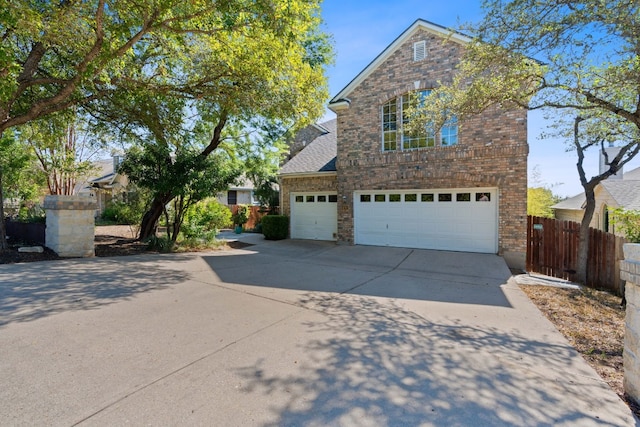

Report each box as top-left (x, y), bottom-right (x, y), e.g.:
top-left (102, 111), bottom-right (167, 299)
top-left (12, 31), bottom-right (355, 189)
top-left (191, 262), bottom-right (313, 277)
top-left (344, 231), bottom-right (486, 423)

top-left (146, 235), bottom-right (174, 252)
top-left (261, 215), bottom-right (289, 240)
top-left (182, 199), bottom-right (232, 239)
top-left (102, 200), bottom-right (141, 225)
top-left (17, 204), bottom-right (45, 223)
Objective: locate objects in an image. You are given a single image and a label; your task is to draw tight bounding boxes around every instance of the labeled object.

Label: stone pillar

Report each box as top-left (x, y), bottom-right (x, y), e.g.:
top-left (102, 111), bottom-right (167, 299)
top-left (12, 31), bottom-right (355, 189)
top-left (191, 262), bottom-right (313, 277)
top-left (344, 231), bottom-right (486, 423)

top-left (44, 195), bottom-right (96, 258)
top-left (622, 243), bottom-right (640, 403)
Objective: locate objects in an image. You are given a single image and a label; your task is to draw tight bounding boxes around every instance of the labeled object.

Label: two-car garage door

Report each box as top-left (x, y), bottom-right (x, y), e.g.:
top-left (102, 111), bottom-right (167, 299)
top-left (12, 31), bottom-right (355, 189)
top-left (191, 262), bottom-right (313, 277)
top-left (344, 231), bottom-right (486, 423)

top-left (354, 188), bottom-right (498, 253)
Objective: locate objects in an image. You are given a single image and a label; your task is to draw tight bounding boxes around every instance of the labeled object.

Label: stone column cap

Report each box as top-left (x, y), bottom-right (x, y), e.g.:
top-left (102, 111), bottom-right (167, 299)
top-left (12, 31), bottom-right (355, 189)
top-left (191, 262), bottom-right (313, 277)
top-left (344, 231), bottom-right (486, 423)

top-left (624, 243), bottom-right (640, 261)
top-left (44, 195), bottom-right (97, 210)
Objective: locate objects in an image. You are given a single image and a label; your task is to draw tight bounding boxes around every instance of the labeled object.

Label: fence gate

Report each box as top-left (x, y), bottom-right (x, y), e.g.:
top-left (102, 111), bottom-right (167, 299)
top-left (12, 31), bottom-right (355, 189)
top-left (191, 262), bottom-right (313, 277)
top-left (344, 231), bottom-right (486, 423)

top-left (526, 216), bottom-right (626, 295)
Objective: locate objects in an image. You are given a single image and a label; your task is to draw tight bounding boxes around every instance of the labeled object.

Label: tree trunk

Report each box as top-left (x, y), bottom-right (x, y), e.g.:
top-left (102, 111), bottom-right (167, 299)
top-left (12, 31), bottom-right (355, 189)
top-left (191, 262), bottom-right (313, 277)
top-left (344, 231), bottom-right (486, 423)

top-left (138, 195), bottom-right (171, 240)
top-left (576, 185), bottom-right (597, 284)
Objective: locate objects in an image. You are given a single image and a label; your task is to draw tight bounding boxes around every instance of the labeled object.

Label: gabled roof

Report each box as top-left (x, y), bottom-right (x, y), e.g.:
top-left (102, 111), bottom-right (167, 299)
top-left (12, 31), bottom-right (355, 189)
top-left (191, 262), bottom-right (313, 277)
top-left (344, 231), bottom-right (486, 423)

top-left (279, 119), bottom-right (337, 176)
top-left (552, 166), bottom-right (640, 211)
top-left (90, 172), bottom-right (117, 186)
top-left (623, 166), bottom-right (640, 180)
top-left (601, 178), bottom-right (640, 210)
top-left (552, 193), bottom-right (585, 210)
top-left (329, 19), bottom-right (471, 107)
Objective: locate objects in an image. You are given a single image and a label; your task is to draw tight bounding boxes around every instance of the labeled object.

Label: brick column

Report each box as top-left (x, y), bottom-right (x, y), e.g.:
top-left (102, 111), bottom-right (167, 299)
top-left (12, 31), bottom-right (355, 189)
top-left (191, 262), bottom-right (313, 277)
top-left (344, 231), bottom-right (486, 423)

top-left (44, 195), bottom-right (96, 257)
top-left (622, 243), bottom-right (640, 403)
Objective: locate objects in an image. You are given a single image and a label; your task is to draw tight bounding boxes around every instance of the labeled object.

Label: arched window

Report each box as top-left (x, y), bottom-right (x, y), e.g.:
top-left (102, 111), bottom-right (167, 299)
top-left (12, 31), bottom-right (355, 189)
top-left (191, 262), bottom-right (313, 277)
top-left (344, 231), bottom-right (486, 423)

top-left (603, 205), bottom-right (612, 233)
top-left (381, 90), bottom-right (457, 152)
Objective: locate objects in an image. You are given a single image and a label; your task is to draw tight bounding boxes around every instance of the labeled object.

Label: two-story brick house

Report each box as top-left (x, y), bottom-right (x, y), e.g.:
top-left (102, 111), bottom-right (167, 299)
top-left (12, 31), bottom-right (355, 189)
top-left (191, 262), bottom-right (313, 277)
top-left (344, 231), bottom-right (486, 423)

top-left (279, 19), bottom-right (528, 268)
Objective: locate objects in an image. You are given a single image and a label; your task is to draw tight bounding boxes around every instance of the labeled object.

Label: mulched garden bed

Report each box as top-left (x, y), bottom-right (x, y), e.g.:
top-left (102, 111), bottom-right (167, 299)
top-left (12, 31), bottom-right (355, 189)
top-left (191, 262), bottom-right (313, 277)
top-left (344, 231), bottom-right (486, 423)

top-left (1, 235), bottom-right (253, 264)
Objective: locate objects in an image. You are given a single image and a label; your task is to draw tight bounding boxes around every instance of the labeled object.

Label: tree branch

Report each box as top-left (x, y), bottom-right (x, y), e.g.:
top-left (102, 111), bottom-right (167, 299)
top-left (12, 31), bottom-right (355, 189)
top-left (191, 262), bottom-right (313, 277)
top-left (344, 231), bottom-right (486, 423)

top-left (201, 110), bottom-right (229, 157)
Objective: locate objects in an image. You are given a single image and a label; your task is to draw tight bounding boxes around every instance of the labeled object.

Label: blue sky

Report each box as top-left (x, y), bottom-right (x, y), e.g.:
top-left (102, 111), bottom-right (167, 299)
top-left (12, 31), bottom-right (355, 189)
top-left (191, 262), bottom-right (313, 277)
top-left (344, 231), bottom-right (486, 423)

top-left (319, 0), bottom-right (640, 198)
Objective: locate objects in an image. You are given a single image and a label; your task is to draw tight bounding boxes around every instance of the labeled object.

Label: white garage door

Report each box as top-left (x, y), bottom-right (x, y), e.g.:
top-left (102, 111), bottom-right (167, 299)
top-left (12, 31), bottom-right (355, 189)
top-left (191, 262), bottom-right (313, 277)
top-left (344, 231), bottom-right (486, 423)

top-left (354, 188), bottom-right (498, 253)
top-left (290, 193), bottom-right (338, 241)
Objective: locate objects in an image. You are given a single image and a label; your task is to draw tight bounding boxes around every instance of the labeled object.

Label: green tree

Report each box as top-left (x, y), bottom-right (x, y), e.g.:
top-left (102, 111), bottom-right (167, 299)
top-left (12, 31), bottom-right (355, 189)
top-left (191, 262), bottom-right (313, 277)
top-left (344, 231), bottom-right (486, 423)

top-left (0, 0), bottom-right (331, 246)
top-left (90, 2), bottom-right (331, 240)
top-left (408, 0), bottom-right (640, 284)
top-left (0, 131), bottom-right (34, 249)
top-left (610, 208), bottom-right (640, 243)
top-left (18, 111), bottom-right (105, 195)
top-left (527, 187), bottom-right (560, 218)
top-left (119, 141), bottom-right (241, 244)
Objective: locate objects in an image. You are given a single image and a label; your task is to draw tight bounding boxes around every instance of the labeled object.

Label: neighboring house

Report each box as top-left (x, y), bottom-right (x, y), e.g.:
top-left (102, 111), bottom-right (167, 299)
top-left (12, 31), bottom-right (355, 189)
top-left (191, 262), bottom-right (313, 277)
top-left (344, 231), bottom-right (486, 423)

top-left (78, 156), bottom-right (259, 216)
top-left (553, 150), bottom-right (640, 234)
top-left (216, 176), bottom-right (260, 207)
top-left (279, 19), bottom-right (528, 269)
top-left (77, 155), bottom-right (128, 216)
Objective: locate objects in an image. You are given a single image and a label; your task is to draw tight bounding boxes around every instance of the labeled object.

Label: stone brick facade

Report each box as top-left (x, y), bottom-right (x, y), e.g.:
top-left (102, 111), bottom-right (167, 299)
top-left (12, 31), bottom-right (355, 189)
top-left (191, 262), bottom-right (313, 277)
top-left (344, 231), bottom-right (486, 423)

top-left (280, 174), bottom-right (338, 222)
top-left (623, 244), bottom-right (640, 404)
top-left (44, 195), bottom-right (96, 257)
top-left (332, 27), bottom-right (528, 267)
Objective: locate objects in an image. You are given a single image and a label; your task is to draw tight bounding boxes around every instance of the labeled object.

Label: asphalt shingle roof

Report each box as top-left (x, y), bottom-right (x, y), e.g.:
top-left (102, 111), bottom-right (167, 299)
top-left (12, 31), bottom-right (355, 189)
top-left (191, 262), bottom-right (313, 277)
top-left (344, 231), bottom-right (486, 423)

top-left (552, 166), bottom-right (640, 210)
top-left (280, 119), bottom-right (337, 175)
top-left (601, 178), bottom-right (640, 210)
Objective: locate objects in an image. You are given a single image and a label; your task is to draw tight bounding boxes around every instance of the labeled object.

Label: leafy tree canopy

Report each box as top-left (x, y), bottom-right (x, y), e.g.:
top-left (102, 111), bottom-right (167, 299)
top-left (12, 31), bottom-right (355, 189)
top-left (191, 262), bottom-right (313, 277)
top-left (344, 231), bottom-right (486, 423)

top-left (1, 0), bottom-right (332, 136)
top-left (2, 0), bottom-right (333, 243)
top-left (527, 187), bottom-right (561, 218)
top-left (17, 110), bottom-right (108, 195)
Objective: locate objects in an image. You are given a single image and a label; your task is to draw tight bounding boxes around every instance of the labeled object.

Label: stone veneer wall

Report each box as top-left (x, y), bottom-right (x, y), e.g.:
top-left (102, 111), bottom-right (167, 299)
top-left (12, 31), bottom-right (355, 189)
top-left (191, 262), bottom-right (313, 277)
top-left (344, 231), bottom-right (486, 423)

top-left (280, 174), bottom-right (338, 220)
top-left (334, 28), bottom-right (528, 267)
top-left (44, 195), bottom-right (97, 257)
top-left (623, 244), bottom-right (640, 403)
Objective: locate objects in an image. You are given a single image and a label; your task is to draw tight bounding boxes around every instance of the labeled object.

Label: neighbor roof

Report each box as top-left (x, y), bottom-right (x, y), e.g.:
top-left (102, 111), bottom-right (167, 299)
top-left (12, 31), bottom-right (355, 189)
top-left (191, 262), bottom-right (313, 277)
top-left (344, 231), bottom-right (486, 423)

top-left (279, 119), bottom-right (337, 176)
top-left (329, 19), bottom-right (471, 107)
top-left (552, 193), bottom-right (585, 210)
top-left (601, 179), bottom-right (640, 210)
top-left (552, 166), bottom-right (640, 211)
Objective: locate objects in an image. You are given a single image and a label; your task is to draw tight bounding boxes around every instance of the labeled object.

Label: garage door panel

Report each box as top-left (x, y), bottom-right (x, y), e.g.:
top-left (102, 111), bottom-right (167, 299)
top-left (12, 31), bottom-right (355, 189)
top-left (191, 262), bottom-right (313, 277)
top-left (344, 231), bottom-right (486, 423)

top-left (291, 193), bottom-right (337, 241)
top-left (354, 188), bottom-right (498, 253)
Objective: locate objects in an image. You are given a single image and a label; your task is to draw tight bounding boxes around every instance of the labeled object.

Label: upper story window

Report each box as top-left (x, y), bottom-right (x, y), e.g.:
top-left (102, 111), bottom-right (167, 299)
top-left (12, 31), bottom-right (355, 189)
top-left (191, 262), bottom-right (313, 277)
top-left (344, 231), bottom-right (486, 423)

top-left (382, 98), bottom-right (398, 151)
top-left (381, 90), bottom-right (458, 152)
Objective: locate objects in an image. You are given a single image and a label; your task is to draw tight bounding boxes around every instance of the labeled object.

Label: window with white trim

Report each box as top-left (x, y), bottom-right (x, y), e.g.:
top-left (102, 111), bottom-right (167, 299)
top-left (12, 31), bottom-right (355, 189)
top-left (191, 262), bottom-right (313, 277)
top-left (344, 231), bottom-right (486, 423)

top-left (381, 90), bottom-right (457, 152)
top-left (382, 99), bottom-right (398, 151)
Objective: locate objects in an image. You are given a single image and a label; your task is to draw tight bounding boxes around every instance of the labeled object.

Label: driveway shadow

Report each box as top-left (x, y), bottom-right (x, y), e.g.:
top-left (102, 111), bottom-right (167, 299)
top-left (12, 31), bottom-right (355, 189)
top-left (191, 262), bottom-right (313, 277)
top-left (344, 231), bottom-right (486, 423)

top-left (202, 240), bottom-right (513, 307)
top-left (236, 293), bottom-right (629, 426)
top-left (0, 255), bottom-right (193, 327)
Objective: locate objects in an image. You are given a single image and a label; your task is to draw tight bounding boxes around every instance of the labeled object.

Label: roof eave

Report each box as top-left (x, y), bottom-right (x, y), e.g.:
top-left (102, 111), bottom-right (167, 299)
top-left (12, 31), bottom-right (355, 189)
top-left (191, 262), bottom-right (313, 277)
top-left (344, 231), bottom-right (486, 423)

top-left (328, 99), bottom-right (351, 113)
top-left (279, 171), bottom-right (337, 179)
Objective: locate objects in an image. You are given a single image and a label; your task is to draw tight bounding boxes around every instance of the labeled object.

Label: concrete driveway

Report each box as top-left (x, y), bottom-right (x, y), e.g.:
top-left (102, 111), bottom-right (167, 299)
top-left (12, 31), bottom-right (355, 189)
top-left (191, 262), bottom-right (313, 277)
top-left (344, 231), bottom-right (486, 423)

top-left (0, 235), bottom-right (636, 426)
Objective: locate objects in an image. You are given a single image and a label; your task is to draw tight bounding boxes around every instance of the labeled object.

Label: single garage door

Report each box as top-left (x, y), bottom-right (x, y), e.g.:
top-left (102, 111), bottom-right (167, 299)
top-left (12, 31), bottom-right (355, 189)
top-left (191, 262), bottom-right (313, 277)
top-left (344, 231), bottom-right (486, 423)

top-left (290, 193), bottom-right (338, 241)
top-left (354, 188), bottom-right (498, 253)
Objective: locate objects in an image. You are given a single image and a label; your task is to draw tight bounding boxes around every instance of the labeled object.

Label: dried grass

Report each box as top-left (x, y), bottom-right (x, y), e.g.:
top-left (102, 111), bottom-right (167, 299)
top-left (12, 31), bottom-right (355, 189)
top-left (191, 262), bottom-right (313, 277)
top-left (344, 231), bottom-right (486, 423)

top-left (519, 284), bottom-right (639, 414)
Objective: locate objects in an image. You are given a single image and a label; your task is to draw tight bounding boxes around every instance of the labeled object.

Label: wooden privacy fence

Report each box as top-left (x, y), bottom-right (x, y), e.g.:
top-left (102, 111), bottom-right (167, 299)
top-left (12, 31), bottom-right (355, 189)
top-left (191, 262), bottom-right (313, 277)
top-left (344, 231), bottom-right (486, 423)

top-left (230, 205), bottom-right (268, 230)
top-left (5, 219), bottom-right (46, 245)
top-left (526, 216), bottom-right (626, 295)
